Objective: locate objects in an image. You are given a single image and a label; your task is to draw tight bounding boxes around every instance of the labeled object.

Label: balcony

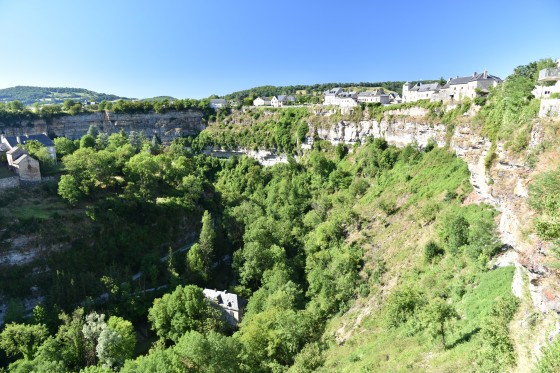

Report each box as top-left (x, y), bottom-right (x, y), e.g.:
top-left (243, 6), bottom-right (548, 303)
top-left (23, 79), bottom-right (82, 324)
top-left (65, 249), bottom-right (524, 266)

top-left (539, 68), bottom-right (560, 82)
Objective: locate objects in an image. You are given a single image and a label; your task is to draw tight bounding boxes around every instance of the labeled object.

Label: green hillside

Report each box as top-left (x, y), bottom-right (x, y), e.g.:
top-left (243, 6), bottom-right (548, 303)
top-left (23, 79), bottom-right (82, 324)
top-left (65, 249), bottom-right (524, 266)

top-left (1, 57), bottom-right (559, 372)
top-left (0, 86), bottom-right (129, 105)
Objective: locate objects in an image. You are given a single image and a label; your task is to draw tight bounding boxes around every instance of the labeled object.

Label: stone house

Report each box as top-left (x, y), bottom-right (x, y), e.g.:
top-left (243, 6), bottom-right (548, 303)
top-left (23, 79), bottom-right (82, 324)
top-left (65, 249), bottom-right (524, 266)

top-left (402, 82), bottom-right (441, 103)
top-left (12, 154), bottom-right (41, 182)
top-left (203, 289), bottom-right (245, 326)
top-left (210, 99), bottom-right (228, 110)
top-left (436, 71), bottom-right (502, 102)
top-left (253, 97), bottom-right (272, 107)
top-left (6, 147), bottom-right (26, 166)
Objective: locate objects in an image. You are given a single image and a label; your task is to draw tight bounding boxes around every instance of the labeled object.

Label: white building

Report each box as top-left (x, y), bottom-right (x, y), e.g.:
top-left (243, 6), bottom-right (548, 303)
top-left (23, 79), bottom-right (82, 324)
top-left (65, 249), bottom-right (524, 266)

top-left (253, 97), bottom-right (271, 107)
top-left (323, 88), bottom-right (358, 107)
top-left (402, 82), bottom-right (441, 103)
top-left (357, 89), bottom-right (391, 105)
top-left (536, 59), bottom-right (560, 117)
top-left (210, 99), bottom-right (227, 110)
top-left (323, 87), bottom-right (343, 105)
top-left (437, 71), bottom-right (502, 102)
top-left (271, 95), bottom-right (296, 108)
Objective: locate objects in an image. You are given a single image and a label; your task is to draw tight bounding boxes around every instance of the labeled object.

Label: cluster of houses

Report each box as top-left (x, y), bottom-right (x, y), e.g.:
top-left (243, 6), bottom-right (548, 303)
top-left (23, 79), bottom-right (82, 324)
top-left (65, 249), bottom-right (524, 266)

top-left (402, 70), bottom-right (503, 103)
top-left (253, 95), bottom-right (296, 108)
top-left (209, 62), bottom-right (560, 117)
top-left (0, 133), bottom-right (56, 182)
top-left (323, 87), bottom-right (400, 108)
top-left (318, 70), bottom-right (503, 108)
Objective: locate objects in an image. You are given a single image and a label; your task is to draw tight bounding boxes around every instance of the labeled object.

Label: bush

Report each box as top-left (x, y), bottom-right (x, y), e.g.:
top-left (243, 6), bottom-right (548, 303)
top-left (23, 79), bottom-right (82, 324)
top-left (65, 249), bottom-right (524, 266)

top-left (424, 241), bottom-right (444, 262)
top-left (385, 288), bottom-right (426, 328)
top-left (474, 96), bottom-right (487, 106)
top-left (536, 336), bottom-right (560, 372)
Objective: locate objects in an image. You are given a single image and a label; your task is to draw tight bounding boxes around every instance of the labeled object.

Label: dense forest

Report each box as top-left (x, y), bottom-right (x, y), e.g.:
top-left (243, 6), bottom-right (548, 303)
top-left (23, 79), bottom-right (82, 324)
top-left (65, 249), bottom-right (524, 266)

top-left (1, 58), bottom-right (560, 372)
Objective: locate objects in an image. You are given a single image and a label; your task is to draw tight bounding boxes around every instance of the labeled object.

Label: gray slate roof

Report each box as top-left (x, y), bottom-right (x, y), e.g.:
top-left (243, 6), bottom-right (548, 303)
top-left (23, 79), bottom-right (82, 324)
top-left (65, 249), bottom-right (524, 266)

top-left (442, 72), bottom-right (502, 88)
top-left (3, 136), bottom-right (18, 148)
top-left (410, 83), bottom-right (440, 92)
top-left (12, 154), bottom-right (33, 166)
top-left (19, 134), bottom-right (55, 147)
top-left (324, 87), bottom-right (342, 96)
top-left (210, 99), bottom-right (227, 104)
top-left (203, 289), bottom-right (242, 311)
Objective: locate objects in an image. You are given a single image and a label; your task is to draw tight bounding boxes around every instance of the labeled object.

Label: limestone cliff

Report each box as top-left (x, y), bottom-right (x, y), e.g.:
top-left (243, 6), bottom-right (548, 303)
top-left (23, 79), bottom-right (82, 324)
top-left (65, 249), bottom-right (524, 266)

top-left (311, 110), bottom-right (559, 316)
top-left (0, 110), bottom-right (205, 143)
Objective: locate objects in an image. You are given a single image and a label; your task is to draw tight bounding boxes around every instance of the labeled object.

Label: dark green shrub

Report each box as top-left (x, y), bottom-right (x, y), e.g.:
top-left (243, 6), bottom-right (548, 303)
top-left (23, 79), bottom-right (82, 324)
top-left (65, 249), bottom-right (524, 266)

top-left (424, 241), bottom-right (444, 262)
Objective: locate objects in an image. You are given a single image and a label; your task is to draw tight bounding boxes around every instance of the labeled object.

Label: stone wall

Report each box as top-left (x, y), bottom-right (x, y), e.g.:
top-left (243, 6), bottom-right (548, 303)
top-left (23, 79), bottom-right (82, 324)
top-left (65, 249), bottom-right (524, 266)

top-left (0, 110), bottom-right (205, 144)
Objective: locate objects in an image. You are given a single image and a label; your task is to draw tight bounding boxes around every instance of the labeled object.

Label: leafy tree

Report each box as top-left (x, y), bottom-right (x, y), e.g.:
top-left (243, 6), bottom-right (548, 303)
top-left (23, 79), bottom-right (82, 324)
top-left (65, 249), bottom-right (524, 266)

top-left (238, 308), bottom-right (313, 370)
top-left (96, 316), bottom-right (135, 370)
top-left (54, 137), bottom-right (78, 158)
top-left (80, 134), bottom-right (96, 149)
top-left (384, 288), bottom-right (425, 328)
top-left (439, 214), bottom-right (469, 253)
top-left (477, 295), bottom-right (519, 371)
top-left (148, 285), bottom-right (226, 343)
top-left (87, 125), bottom-right (99, 138)
top-left (53, 309), bottom-right (88, 369)
top-left (424, 240), bottom-right (444, 262)
top-left (423, 298), bottom-right (459, 349)
top-left (288, 342), bottom-right (324, 373)
top-left (0, 323), bottom-right (49, 360)
top-left (82, 312), bottom-right (106, 365)
top-left (4, 298), bottom-right (25, 323)
top-left (58, 174), bottom-right (83, 205)
top-left (123, 152), bottom-right (162, 200)
top-left (186, 211), bottom-right (216, 283)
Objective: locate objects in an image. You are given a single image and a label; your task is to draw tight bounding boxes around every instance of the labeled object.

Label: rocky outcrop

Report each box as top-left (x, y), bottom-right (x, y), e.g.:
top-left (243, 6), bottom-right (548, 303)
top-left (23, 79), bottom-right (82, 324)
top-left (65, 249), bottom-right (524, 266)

top-left (0, 110), bottom-right (205, 143)
top-left (314, 116), bottom-right (559, 314)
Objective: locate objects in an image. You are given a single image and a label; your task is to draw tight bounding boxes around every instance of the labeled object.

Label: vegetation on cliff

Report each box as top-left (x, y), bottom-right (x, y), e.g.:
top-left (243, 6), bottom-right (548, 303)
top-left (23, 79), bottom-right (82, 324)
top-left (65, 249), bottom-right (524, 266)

top-left (3, 57), bottom-right (560, 371)
top-left (0, 125), bottom-right (514, 371)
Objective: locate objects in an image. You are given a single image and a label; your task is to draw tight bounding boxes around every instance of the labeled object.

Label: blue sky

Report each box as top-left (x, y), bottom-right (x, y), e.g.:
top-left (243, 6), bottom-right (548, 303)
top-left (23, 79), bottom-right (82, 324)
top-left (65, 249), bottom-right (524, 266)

top-left (0, 0), bottom-right (558, 99)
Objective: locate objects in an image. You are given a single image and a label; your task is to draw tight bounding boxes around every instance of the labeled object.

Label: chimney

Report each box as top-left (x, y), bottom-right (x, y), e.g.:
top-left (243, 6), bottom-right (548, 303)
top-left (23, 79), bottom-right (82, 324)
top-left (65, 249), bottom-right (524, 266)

top-left (483, 70), bottom-right (488, 79)
top-left (473, 72), bottom-right (477, 77)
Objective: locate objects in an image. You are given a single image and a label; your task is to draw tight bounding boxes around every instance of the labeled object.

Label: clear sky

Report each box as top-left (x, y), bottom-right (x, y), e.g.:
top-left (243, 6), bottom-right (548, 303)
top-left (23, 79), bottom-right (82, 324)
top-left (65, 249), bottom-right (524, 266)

top-left (0, 0), bottom-right (558, 99)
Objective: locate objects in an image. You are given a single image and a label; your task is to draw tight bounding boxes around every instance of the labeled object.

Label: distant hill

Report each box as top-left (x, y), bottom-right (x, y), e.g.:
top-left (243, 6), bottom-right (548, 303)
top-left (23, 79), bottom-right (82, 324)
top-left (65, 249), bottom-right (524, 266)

top-left (0, 86), bottom-right (130, 105)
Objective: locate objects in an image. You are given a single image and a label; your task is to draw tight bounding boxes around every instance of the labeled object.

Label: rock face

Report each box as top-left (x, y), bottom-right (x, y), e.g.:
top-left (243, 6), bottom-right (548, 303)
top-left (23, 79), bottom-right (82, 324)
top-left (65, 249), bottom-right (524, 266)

top-left (314, 119), bottom-right (447, 148)
top-left (0, 110), bottom-right (205, 143)
top-left (314, 116), bottom-right (559, 314)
